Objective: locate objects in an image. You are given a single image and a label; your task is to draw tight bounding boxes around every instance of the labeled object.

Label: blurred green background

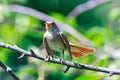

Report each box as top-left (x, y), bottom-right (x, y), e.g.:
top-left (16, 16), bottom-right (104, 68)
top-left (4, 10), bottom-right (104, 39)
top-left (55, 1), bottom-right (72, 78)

top-left (0, 0), bottom-right (120, 80)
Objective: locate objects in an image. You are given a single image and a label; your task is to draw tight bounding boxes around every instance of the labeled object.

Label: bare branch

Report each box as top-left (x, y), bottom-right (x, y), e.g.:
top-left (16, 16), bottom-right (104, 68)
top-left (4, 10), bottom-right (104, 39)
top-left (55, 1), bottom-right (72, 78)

top-left (18, 54), bottom-right (25, 59)
top-left (0, 61), bottom-right (20, 80)
top-left (67, 0), bottom-right (109, 18)
top-left (0, 42), bottom-right (120, 76)
top-left (7, 4), bottom-right (93, 46)
top-left (64, 66), bottom-right (70, 73)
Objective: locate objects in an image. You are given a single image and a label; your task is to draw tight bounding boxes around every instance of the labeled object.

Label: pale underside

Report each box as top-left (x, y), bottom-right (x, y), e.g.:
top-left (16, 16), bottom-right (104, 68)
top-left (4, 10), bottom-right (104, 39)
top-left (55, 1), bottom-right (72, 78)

top-left (44, 31), bottom-right (66, 51)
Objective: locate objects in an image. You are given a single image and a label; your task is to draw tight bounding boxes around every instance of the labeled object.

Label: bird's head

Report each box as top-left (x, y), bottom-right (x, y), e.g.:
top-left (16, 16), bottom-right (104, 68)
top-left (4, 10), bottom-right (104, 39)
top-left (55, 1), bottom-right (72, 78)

top-left (45, 21), bottom-right (58, 30)
top-left (45, 21), bottom-right (53, 28)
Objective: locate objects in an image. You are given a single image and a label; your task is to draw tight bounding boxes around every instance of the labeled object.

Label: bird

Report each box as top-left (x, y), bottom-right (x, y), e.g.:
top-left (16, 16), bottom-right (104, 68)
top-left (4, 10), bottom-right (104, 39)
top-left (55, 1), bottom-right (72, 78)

top-left (43, 21), bottom-right (95, 62)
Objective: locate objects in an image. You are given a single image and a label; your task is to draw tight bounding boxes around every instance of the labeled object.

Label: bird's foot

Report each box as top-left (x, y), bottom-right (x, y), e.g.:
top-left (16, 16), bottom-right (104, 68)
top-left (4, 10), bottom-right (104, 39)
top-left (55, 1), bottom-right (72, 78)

top-left (45, 56), bottom-right (52, 62)
top-left (60, 58), bottom-right (65, 64)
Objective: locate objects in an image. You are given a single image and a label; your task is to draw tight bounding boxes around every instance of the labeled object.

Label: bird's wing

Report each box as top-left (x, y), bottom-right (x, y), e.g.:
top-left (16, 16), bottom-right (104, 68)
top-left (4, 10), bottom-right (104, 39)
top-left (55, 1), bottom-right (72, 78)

top-left (58, 32), bottom-right (72, 61)
top-left (43, 37), bottom-right (55, 56)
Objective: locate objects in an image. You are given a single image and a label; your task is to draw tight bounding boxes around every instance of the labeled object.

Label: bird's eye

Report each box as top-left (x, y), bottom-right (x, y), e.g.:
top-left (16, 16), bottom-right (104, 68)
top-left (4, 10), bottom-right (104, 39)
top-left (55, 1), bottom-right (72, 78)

top-left (51, 22), bottom-right (54, 25)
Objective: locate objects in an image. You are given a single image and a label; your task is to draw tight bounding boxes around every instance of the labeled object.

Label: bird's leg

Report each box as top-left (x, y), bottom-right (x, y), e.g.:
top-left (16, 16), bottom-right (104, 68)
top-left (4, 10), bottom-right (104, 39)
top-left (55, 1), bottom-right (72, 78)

top-left (45, 55), bottom-right (53, 62)
top-left (68, 47), bottom-right (72, 61)
top-left (60, 50), bottom-right (65, 64)
top-left (69, 52), bottom-right (72, 61)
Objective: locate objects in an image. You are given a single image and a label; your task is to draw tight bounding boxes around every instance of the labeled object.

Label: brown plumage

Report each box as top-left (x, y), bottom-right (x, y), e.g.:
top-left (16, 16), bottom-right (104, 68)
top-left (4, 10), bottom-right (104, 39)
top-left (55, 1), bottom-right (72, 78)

top-left (70, 43), bottom-right (95, 58)
top-left (43, 21), bottom-right (95, 61)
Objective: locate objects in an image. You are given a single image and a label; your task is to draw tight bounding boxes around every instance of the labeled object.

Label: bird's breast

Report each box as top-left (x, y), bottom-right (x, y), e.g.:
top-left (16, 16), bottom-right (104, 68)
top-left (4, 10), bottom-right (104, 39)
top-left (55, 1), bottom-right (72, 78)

top-left (44, 32), bottom-right (66, 51)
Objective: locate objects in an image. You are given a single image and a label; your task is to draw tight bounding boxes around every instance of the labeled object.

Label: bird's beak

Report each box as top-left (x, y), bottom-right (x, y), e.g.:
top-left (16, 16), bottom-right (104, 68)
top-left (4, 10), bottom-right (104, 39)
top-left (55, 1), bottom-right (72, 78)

top-left (46, 23), bottom-right (52, 28)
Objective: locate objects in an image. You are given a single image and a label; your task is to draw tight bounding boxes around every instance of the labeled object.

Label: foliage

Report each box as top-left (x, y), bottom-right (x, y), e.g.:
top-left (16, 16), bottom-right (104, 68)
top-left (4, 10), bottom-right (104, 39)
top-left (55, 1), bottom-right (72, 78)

top-left (0, 0), bottom-right (120, 80)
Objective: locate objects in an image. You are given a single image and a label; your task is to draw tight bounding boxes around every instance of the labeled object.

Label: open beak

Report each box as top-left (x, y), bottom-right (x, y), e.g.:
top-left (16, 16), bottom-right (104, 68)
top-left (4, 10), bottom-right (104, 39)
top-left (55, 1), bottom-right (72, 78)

top-left (46, 23), bottom-right (52, 28)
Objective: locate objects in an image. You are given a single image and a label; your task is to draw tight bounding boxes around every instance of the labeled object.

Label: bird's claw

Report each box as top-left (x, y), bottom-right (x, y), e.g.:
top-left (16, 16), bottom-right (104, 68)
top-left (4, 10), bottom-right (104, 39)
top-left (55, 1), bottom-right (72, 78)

top-left (60, 58), bottom-right (64, 64)
top-left (45, 56), bottom-right (52, 62)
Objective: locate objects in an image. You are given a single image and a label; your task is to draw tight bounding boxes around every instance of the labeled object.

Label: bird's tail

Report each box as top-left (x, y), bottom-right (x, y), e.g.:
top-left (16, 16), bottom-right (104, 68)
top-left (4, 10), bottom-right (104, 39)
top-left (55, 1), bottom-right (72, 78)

top-left (70, 43), bottom-right (95, 58)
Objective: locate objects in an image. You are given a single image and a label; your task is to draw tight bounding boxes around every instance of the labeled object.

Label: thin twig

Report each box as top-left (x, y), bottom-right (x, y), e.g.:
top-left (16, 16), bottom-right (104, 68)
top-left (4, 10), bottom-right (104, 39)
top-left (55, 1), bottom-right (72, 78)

top-left (0, 61), bottom-right (20, 80)
top-left (0, 42), bottom-right (120, 76)
top-left (67, 0), bottom-right (109, 18)
top-left (7, 4), bottom-right (93, 46)
top-left (64, 66), bottom-right (70, 73)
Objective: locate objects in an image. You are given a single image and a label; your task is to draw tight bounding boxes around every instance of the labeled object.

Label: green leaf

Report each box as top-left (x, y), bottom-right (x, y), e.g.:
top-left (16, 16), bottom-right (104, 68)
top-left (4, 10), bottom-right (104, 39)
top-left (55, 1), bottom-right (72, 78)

top-left (75, 74), bottom-right (103, 80)
top-left (98, 58), bottom-right (108, 67)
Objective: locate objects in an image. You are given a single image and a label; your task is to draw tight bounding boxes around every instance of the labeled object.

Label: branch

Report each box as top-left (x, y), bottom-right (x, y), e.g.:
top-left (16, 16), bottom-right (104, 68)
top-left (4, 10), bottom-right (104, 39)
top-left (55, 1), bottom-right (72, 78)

top-left (0, 61), bottom-right (20, 80)
top-left (0, 42), bottom-right (120, 76)
top-left (67, 0), bottom-right (109, 18)
top-left (7, 4), bottom-right (93, 46)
